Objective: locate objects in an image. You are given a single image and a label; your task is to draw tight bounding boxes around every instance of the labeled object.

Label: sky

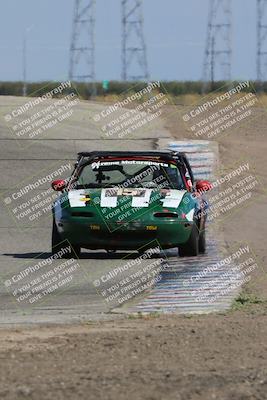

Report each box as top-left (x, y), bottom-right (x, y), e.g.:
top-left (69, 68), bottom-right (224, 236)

top-left (0, 0), bottom-right (257, 82)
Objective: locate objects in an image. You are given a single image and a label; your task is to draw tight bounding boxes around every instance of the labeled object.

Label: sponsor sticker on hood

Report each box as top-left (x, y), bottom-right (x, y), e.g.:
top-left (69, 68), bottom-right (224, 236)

top-left (68, 190), bottom-right (90, 207)
top-left (160, 190), bottom-right (187, 208)
top-left (100, 188), bottom-right (153, 208)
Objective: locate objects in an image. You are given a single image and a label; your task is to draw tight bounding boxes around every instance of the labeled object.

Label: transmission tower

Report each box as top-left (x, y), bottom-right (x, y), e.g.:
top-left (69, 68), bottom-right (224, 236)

top-left (257, 0), bottom-right (267, 84)
top-left (202, 0), bottom-right (232, 92)
top-left (22, 34), bottom-right (27, 97)
top-left (69, 0), bottom-right (96, 93)
top-left (122, 0), bottom-right (149, 81)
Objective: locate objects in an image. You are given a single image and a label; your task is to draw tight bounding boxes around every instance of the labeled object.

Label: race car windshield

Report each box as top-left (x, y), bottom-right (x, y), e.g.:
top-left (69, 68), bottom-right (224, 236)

top-left (74, 159), bottom-right (186, 190)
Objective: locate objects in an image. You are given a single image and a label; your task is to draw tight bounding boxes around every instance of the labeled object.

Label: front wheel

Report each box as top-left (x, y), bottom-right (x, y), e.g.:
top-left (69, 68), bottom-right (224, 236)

top-left (52, 219), bottom-right (81, 258)
top-left (179, 223), bottom-right (199, 257)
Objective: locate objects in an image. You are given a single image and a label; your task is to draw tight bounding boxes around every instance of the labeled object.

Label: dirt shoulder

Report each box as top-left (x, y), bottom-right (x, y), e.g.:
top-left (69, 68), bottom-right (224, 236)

top-left (0, 305), bottom-right (266, 400)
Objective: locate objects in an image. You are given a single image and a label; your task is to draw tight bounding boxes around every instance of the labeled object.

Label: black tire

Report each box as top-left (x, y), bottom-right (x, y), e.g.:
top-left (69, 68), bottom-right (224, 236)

top-left (137, 244), bottom-right (150, 255)
top-left (69, 244), bottom-right (81, 259)
top-left (52, 219), bottom-right (62, 253)
top-left (179, 223), bottom-right (199, 257)
top-left (138, 248), bottom-right (146, 255)
top-left (198, 227), bottom-right (206, 253)
top-left (52, 219), bottom-right (81, 258)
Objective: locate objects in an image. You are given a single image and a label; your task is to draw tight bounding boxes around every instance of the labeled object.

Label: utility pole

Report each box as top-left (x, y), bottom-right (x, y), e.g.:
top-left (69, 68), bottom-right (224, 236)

top-left (22, 33), bottom-right (27, 97)
top-left (211, 36), bottom-right (215, 91)
top-left (257, 0), bottom-right (267, 88)
top-left (69, 0), bottom-right (96, 96)
top-left (202, 0), bottom-right (232, 92)
top-left (121, 0), bottom-right (149, 81)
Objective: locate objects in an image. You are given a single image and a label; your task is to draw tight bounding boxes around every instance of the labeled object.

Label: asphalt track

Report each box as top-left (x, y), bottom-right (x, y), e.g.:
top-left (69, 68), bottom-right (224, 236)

top-left (0, 96), bottom-right (239, 324)
top-left (0, 95), bottom-right (172, 325)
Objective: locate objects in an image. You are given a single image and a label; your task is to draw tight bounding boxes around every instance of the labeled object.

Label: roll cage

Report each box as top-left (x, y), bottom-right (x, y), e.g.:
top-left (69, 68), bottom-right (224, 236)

top-left (68, 150), bottom-right (195, 191)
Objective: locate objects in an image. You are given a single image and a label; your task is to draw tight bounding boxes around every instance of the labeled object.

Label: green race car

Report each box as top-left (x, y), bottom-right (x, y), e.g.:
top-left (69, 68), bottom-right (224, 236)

top-left (51, 150), bottom-right (212, 257)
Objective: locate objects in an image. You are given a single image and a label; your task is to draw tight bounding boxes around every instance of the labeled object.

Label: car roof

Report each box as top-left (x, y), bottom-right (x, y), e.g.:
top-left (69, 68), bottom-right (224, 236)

top-left (77, 150), bottom-right (183, 161)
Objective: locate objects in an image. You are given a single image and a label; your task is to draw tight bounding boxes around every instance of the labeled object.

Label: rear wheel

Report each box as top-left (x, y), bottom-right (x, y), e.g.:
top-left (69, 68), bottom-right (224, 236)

top-left (198, 228), bottom-right (206, 253)
top-left (179, 223), bottom-right (199, 257)
top-left (52, 219), bottom-right (81, 258)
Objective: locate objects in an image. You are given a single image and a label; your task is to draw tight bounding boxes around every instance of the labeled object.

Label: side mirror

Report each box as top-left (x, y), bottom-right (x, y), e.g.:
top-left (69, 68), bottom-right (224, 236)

top-left (51, 179), bottom-right (66, 191)
top-left (196, 179), bottom-right (213, 193)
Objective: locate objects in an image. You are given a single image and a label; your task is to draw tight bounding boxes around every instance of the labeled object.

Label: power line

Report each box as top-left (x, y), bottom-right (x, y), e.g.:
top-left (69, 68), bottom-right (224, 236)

top-left (202, 0), bottom-right (232, 92)
top-left (257, 0), bottom-right (267, 85)
top-left (69, 0), bottom-right (96, 94)
top-left (121, 0), bottom-right (149, 81)
top-left (22, 34), bottom-right (27, 97)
